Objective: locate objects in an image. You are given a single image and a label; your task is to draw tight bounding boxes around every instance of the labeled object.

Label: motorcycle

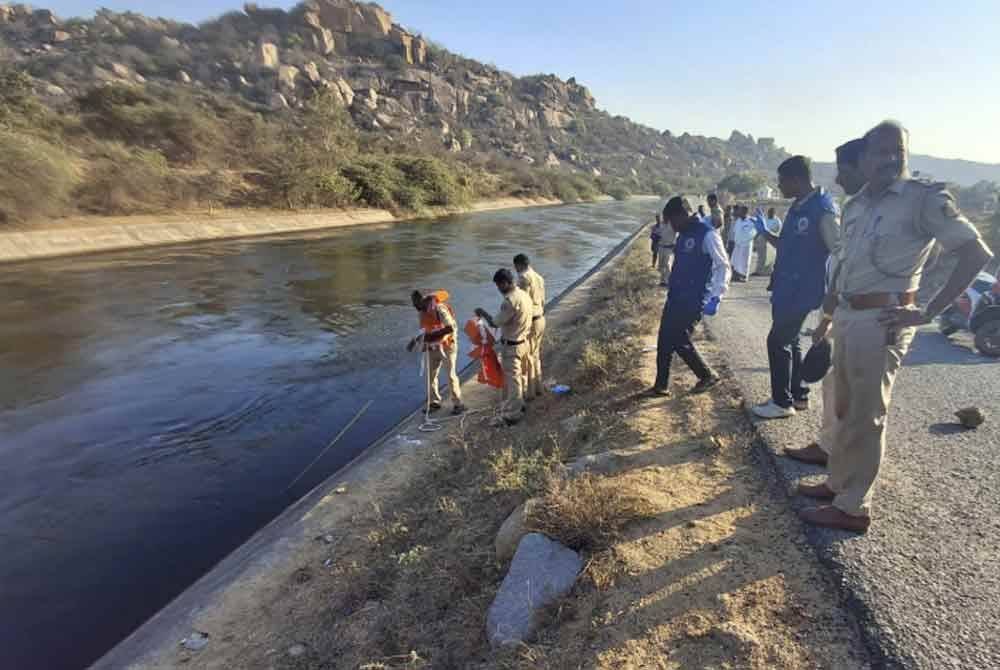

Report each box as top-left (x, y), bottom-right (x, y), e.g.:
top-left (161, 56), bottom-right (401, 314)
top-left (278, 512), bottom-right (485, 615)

top-left (938, 271), bottom-right (1000, 357)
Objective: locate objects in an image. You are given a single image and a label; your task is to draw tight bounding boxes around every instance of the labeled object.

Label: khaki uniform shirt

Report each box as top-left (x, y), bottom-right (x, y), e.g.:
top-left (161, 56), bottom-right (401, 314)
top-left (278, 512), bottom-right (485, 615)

top-left (495, 287), bottom-right (533, 342)
top-left (518, 267), bottom-right (546, 318)
top-left (836, 178), bottom-right (982, 295)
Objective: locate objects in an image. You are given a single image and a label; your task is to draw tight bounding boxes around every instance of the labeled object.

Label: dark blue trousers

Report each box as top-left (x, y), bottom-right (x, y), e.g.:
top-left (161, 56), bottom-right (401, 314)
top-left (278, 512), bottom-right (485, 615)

top-left (654, 302), bottom-right (712, 390)
top-left (767, 307), bottom-right (811, 408)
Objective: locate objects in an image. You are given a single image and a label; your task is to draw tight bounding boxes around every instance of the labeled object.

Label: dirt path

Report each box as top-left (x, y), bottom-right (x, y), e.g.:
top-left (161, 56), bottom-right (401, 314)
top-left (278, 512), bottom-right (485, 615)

top-left (117, 237), bottom-right (871, 670)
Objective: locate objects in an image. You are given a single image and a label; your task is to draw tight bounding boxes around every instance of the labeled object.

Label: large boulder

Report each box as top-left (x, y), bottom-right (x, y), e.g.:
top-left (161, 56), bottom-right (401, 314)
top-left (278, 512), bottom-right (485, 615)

top-left (392, 27), bottom-right (414, 65)
top-left (313, 27), bottom-right (335, 55)
top-left (486, 533), bottom-right (582, 647)
top-left (256, 41), bottom-right (279, 70)
top-left (277, 64), bottom-right (300, 92)
top-left (333, 77), bottom-right (354, 106)
top-left (540, 106), bottom-right (570, 129)
top-left (357, 3), bottom-right (391, 35)
top-left (302, 62), bottom-right (322, 84)
top-left (413, 37), bottom-right (427, 65)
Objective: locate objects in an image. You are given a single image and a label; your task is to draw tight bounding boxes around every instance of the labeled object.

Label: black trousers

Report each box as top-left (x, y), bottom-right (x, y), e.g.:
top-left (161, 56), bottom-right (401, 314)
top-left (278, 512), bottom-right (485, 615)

top-left (654, 302), bottom-right (712, 390)
top-left (767, 307), bottom-right (811, 408)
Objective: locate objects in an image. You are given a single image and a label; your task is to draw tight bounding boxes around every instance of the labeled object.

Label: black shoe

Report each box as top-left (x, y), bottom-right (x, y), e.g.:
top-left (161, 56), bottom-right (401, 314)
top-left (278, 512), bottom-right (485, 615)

top-left (691, 375), bottom-right (720, 394)
top-left (451, 404), bottom-right (466, 416)
top-left (428, 402), bottom-right (442, 413)
top-left (639, 387), bottom-right (671, 399)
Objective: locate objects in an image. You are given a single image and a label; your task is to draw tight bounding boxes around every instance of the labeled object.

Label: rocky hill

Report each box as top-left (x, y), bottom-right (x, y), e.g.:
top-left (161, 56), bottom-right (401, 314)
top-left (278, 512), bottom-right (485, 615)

top-left (0, 0), bottom-right (791, 220)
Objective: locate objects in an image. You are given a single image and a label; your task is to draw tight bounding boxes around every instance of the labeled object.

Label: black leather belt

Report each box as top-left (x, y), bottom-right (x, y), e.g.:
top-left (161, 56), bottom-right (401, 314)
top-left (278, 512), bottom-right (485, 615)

top-left (501, 338), bottom-right (525, 346)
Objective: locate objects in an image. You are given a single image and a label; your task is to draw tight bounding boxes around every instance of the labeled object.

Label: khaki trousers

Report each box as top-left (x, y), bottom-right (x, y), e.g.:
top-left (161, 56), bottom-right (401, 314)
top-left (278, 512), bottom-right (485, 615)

top-left (524, 316), bottom-right (546, 398)
top-left (658, 249), bottom-right (674, 284)
top-left (501, 341), bottom-right (530, 419)
top-left (827, 306), bottom-right (915, 516)
top-left (428, 345), bottom-right (462, 406)
top-left (817, 366), bottom-right (838, 455)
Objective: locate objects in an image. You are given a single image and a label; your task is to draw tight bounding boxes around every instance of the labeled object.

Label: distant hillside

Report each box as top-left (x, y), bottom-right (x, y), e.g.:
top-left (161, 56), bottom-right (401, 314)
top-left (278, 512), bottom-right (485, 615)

top-left (815, 154), bottom-right (1000, 192)
top-left (909, 155), bottom-right (1000, 187)
top-left (0, 0), bottom-right (791, 221)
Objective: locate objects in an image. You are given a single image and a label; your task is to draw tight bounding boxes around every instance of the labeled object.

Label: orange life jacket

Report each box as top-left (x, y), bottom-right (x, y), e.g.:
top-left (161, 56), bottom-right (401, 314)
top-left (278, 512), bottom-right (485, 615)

top-left (464, 318), bottom-right (504, 388)
top-left (419, 290), bottom-right (456, 349)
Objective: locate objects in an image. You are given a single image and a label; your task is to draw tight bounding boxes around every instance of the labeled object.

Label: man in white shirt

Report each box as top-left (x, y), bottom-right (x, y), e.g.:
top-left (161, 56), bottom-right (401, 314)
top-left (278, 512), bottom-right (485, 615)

top-left (730, 204), bottom-right (757, 281)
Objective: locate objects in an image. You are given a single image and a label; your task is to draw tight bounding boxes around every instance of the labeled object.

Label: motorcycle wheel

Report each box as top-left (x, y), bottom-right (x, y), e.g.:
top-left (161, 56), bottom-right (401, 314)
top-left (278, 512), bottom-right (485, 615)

top-left (974, 320), bottom-right (1000, 357)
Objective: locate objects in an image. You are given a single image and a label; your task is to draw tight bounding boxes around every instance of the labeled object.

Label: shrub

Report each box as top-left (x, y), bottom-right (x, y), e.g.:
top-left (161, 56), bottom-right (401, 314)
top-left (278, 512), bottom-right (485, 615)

top-left (74, 144), bottom-right (187, 214)
top-left (607, 184), bottom-right (631, 201)
top-left (0, 130), bottom-right (79, 223)
top-left (392, 155), bottom-right (469, 207)
top-left (340, 158), bottom-right (402, 210)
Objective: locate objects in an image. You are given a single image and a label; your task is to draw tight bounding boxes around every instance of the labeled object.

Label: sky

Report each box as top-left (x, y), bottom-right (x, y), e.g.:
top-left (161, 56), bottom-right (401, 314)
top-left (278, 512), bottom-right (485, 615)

top-left (42, 0), bottom-right (1000, 164)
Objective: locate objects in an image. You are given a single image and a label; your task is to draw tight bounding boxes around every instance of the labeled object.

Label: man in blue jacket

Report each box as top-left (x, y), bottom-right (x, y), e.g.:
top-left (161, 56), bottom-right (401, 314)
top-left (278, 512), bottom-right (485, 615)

top-left (752, 156), bottom-right (840, 419)
top-left (643, 196), bottom-right (731, 398)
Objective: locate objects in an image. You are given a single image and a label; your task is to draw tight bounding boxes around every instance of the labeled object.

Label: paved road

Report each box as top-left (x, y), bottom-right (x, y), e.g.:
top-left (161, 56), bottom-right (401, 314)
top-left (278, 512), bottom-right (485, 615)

top-left (708, 280), bottom-right (1000, 670)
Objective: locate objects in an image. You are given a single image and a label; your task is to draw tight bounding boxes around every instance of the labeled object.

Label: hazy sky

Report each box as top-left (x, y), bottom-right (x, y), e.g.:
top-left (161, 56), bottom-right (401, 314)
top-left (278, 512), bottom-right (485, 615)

top-left (43, 0), bottom-right (1000, 163)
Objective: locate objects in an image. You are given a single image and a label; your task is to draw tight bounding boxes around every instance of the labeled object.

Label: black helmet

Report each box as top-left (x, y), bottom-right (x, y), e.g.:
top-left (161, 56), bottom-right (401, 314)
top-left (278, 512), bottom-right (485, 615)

top-left (801, 339), bottom-right (833, 384)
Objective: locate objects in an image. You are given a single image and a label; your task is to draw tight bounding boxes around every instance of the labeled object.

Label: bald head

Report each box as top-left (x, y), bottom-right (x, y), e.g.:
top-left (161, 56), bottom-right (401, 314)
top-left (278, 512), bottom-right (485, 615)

top-left (863, 120), bottom-right (910, 192)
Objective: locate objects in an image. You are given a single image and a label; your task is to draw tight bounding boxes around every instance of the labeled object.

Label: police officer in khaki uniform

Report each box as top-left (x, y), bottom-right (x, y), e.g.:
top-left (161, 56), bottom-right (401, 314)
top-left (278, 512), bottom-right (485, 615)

top-left (797, 121), bottom-right (993, 533)
top-left (475, 269), bottom-right (533, 425)
top-left (785, 137), bottom-right (869, 466)
top-left (514, 254), bottom-right (546, 399)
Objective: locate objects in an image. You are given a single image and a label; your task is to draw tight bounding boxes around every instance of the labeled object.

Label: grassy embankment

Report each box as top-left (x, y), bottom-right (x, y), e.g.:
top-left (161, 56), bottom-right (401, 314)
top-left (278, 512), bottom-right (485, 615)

top-left (157, 238), bottom-right (870, 670)
top-left (0, 69), bottom-right (618, 226)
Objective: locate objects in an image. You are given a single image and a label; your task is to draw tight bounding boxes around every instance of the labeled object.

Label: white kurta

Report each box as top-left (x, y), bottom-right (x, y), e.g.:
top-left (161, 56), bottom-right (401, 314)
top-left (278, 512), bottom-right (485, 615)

top-left (731, 218), bottom-right (757, 277)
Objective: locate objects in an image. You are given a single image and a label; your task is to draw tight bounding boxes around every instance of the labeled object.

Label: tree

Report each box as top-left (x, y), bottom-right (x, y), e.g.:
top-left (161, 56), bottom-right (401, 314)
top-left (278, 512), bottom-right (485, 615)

top-left (717, 172), bottom-right (768, 195)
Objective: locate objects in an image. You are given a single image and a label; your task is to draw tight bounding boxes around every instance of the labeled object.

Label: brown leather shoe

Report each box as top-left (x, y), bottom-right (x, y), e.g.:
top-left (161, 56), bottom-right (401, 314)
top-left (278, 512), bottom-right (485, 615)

top-left (784, 443), bottom-right (829, 466)
top-left (796, 481), bottom-right (835, 499)
top-left (799, 505), bottom-right (870, 533)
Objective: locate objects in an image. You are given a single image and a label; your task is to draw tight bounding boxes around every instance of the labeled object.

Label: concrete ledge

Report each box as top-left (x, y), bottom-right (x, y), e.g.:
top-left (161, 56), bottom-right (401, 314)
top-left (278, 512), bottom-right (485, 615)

top-left (0, 197), bottom-right (562, 263)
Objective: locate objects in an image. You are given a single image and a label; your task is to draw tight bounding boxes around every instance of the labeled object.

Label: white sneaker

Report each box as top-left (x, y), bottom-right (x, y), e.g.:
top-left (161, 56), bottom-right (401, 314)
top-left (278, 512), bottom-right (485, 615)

top-left (752, 400), bottom-right (797, 419)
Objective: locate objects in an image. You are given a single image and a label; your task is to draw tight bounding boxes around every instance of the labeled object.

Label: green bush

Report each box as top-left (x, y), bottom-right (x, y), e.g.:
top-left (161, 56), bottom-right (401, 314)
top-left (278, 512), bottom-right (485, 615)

top-left (340, 158), bottom-right (401, 210)
top-left (0, 130), bottom-right (79, 223)
top-left (607, 185), bottom-right (631, 201)
top-left (392, 155), bottom-right (468, 207)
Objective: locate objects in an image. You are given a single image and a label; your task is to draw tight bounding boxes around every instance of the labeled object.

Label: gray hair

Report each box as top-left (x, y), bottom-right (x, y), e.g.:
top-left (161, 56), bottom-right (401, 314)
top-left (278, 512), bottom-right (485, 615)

top-left (864, 119), bottom-right (910, 147)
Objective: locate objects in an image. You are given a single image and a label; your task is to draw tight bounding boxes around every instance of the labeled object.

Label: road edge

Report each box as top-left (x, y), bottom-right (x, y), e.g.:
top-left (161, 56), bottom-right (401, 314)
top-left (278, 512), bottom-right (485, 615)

top-left (701, 320), bottom-right (916, 670)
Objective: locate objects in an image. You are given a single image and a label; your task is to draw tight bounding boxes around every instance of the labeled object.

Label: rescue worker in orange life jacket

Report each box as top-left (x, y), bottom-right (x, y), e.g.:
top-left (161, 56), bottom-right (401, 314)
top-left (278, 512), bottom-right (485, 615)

top-left (407, 290), bottom-right (466, 415)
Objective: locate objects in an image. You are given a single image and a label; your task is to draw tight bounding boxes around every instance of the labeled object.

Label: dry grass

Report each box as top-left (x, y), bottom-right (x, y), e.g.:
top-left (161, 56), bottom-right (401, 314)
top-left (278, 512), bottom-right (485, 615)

top-left (157, 236), bottom-right (870, 670)
top-left (527, 474), bottom-right (658, 552)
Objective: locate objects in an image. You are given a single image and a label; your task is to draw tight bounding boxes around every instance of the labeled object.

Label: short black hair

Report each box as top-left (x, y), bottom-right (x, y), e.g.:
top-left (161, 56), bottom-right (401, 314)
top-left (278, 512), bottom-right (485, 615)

top-left (493, 268), bottom-right (514, 284)
top-left (767, 207), bottom-right (776, 216)
top-left (707, 193), bottom-right (718, 202)
top-left (835, 138), bottom-right (867, 168)
top-left (778, 155), bottom-right (812, 181)
top-left (411, 290), bottom-right (424, 303)
top-left (513, 253), bottom-right (529, 267)
top-left (663, 196), bottom-right (691, 219)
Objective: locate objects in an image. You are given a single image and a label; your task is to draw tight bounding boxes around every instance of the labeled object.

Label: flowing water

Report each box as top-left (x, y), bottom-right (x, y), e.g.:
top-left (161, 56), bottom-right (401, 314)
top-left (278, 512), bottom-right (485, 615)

top-left (0, 199), bottom-right (653, 669)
